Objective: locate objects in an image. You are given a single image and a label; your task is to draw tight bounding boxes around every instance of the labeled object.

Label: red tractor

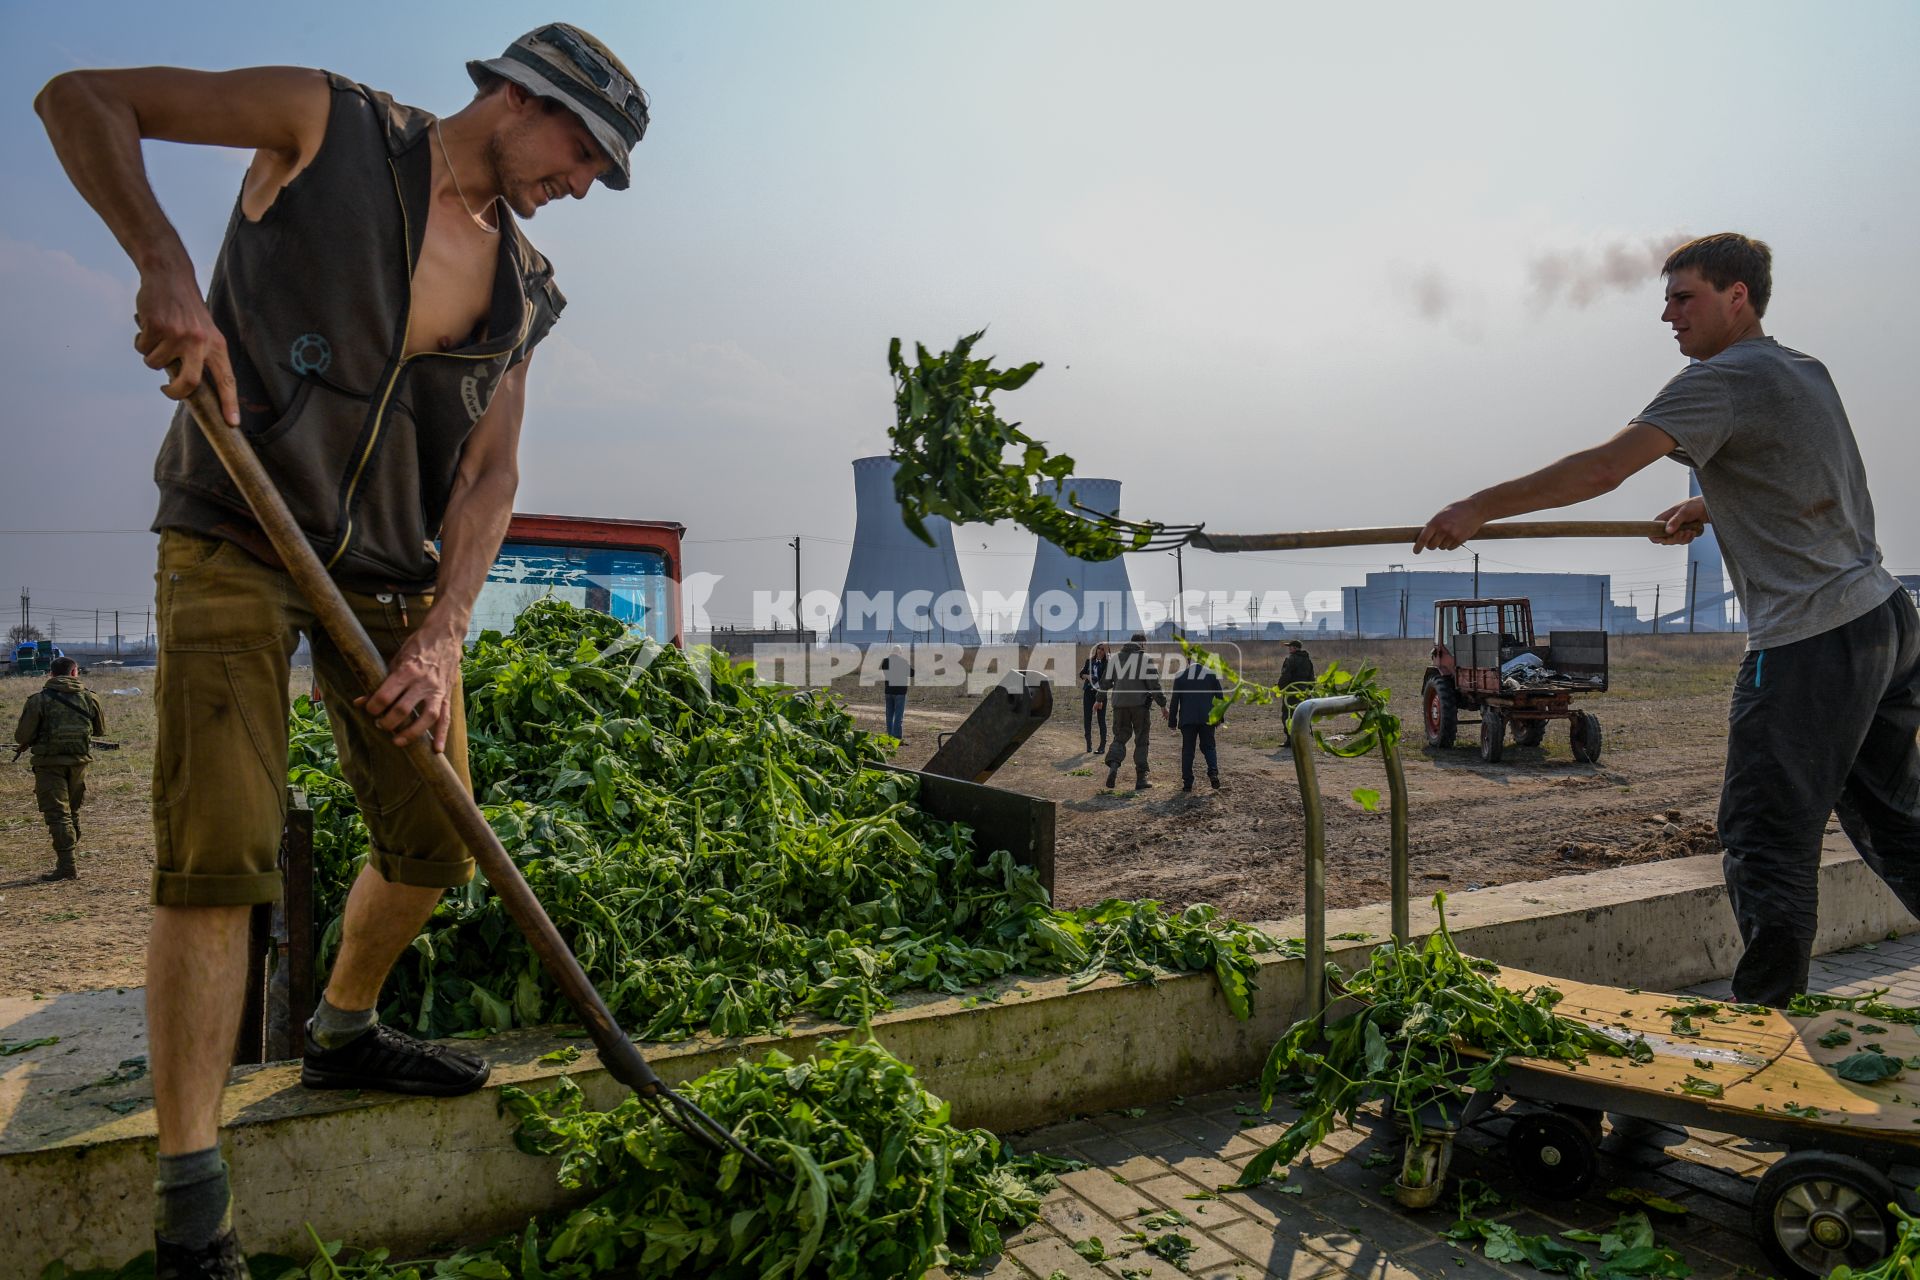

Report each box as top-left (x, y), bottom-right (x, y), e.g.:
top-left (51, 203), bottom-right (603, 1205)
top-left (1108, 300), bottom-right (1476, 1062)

top-left (1420, 597), bottom-right (1608, 764)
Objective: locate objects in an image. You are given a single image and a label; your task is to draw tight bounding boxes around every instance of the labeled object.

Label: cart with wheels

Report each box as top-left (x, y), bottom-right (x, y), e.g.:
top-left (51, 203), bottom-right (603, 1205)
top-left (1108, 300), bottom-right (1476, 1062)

top-left (1287, 694), bottom-right (1920, 1278)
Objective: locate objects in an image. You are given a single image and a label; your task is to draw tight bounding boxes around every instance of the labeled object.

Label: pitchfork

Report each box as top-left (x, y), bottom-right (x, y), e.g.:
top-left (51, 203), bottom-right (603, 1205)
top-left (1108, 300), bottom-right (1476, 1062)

top-left (1067, 503), bottom-right (1689, 553)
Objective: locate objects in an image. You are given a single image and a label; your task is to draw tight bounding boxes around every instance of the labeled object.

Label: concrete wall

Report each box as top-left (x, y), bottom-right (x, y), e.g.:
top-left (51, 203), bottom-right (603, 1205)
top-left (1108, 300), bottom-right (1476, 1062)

top-left (6, 845), bottom-right (1913, 1270)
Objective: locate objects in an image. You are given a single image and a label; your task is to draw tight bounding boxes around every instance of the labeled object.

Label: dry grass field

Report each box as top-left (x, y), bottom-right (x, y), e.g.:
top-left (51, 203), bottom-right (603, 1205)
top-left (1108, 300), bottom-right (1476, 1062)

top-left (0, 634), bottom-right (1751, 997)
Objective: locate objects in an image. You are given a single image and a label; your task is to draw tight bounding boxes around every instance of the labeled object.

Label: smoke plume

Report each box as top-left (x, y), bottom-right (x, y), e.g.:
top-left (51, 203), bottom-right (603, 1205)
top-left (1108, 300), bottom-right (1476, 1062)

top-left (1528, 231), bottom-right (1690, 308)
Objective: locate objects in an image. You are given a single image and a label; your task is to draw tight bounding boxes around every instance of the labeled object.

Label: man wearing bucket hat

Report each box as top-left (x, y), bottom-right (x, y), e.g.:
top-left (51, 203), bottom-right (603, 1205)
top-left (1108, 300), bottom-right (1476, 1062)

top-left (37, 23), bottom-right (644, 1277)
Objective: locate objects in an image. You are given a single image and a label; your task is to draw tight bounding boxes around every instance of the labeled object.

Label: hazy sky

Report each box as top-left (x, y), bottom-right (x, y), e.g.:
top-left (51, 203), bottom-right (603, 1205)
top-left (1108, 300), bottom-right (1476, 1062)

top-left (4, 1), bottom-right (1917, 640)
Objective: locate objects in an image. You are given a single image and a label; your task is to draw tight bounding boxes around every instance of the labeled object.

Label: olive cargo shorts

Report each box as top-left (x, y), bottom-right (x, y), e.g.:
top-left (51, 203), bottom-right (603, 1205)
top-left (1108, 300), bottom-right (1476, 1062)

top-left (152, 529), bottom-right (476, 906)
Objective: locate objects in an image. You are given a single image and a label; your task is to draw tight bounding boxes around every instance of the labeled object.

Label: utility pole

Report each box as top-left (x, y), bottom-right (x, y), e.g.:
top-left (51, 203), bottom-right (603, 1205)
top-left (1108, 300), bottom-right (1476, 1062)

top-left (1652, 585), bottom-right (1661, 636)
top-left (95, 610), bottom-right (100, 646)
top-left (1686, 560), bottom-right (1699, 634)
top-left (1173, 545), bottom-right (1186, 636)
top-left (788, 536), bottom-right (802, 640)
top-left (1472, 552), bottom-right (1479, 598)
top-left (114, 610), bottom-right (120, 658)
top-left (145, 610), bottom-right (151, 652)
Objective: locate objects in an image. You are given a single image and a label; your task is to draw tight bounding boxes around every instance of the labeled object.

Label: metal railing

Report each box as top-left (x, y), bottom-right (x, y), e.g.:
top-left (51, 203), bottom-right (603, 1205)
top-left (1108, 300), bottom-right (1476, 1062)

top-left (1288, 695), bottom-right (1409, 1018)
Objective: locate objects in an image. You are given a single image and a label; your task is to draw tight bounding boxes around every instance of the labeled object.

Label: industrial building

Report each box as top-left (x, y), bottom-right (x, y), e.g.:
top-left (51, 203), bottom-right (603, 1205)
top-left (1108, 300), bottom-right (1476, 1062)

top-left (1341, 571), bottom-right (1615, 639)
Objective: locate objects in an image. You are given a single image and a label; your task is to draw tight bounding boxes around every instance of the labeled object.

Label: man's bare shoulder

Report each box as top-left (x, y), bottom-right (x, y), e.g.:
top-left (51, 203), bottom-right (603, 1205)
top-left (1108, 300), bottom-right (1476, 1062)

top-left (39, 65), bottom-right (332, 162)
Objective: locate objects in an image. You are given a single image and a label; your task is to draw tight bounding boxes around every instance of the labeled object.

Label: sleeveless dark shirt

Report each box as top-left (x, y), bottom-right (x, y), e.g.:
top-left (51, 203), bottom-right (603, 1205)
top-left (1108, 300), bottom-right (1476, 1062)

top-left (152, 73), bottom-right (566, 589)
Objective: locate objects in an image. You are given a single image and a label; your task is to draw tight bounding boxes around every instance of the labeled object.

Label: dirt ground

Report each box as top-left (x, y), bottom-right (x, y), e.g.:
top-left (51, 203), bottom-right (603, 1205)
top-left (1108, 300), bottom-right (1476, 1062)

top-left (836, 635), bottom-right (1749, 926)
top-left (0, 635), bottom-right (1748, 997)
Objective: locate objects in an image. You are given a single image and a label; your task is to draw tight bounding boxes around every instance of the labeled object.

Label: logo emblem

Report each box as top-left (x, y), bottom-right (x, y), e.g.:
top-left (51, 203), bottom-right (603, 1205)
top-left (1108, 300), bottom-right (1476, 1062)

top-left (290, 333), bottom-right (332, 376)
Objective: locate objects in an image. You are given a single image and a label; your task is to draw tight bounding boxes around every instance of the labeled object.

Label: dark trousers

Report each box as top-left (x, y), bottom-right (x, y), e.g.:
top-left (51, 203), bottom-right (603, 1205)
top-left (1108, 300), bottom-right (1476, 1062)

top-left (1105, 704), bottom-right (1153, 777)
top-left (1180, 724), bottom-right (1219, 785)
top-left (1722, 590), bottom-right (1920, 1006)
top-left (884, 689), bottom-right (908, 738)
top-left (1082, 691), bottom-right (1107, 749)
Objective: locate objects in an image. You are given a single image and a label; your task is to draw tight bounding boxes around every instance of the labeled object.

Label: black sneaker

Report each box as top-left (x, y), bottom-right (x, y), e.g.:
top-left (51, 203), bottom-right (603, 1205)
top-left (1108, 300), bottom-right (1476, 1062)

top-left (302, 1022), bottom-right (490, 1096)
top-left (156, 1228), bottom-right (251, 1280)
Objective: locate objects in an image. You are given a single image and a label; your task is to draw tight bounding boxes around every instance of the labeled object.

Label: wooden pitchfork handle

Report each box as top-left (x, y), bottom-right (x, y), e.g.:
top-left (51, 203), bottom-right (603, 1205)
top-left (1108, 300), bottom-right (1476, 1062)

top-left (175, 375), bottom-right (776, 1176)
top-left (1193, 519), bottom-right (1690, 554)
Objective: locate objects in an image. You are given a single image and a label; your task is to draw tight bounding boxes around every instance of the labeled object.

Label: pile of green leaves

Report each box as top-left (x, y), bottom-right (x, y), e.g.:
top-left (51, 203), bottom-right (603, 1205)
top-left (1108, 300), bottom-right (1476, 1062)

top-left (1237, 894), bottom-right (1633, 1187)
top-left (885, 331), bottom-right (1157, 562)
top-left (291, 599), bottom-right (1279, 1041)
top-left (1441, 1181), bottom-right (1690, 1280)
top-left (491, 1035), bottom-right (1058, 1278)
top-left (1789, 987), bottom-right (1920, 1027)
top-left (48, 1035), bottom-right (1067, 1280)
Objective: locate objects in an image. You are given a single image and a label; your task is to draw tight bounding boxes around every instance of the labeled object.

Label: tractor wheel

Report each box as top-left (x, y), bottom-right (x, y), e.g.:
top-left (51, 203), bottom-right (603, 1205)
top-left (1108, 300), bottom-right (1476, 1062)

top-left (1422, 677), bottom-right (1459, 748)
top-left (1752, 1152), bottom-right (1900, 1279)
top-left (1504, 1111), bottom-right (1598, 1199)
top-left (1479, 707), bottom-right (1505, 763)
top-left (1569, 711), bottom-right (1603, 764)
top-left (1512, 719), bottom-right (1546, 748)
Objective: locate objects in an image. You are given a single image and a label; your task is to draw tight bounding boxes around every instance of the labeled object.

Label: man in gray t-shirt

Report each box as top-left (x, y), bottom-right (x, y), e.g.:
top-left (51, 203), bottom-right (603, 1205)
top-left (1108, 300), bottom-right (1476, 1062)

top-left (1633, 337), bottom-right (1898, 647)
top-left (1415, 232), bottom-right (1920, 1006)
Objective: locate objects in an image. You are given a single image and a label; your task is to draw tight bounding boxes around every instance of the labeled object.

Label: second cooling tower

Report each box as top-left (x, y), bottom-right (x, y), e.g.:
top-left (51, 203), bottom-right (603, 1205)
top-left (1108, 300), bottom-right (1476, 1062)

top-left (834, 456), bottom-right (980, 643)
top-left (1019, 477), bottom-right (1141, 642)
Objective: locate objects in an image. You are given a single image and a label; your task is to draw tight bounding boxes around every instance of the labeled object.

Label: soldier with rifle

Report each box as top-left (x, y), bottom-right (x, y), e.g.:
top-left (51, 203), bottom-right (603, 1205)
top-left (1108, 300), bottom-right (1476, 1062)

top-left (13, 655), bottom-right (107, 881)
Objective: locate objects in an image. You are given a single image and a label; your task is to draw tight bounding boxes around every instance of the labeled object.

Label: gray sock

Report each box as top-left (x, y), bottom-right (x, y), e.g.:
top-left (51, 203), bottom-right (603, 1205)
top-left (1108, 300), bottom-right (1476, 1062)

top-left (309, 994), bottom-right (378, 1049)
top-left (154, 1147), bottom-right (232, 1248)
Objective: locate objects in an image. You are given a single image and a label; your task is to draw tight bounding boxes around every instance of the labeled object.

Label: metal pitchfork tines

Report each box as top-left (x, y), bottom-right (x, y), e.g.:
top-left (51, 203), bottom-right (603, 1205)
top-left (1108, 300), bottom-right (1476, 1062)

top-left (1068, 500), bottom-right (1203, 552)
top-left (1068, 504), bottom-right (1683, 554)
top-left (175, 369), bottom-right (782, 1184)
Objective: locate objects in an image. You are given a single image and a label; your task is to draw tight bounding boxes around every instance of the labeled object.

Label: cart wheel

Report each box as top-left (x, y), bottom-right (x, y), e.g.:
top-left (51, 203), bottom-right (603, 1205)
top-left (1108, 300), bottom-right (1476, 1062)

top-left (1569, 711), bottom-right (1603, 764)
top-left (1479, 707), bottom-right (1505, 763)
top-left (1504, 1112), bottom-right (1597, 1198)
top-left (1512, 719), bottom-right (1546, 748)
top-left (1423, 677), bottom-right (1459, 748)
top-left (1553, 1104), bottom-right (1604, 1144)
top-left (1752, 1152), bottom-right (1900, 1279)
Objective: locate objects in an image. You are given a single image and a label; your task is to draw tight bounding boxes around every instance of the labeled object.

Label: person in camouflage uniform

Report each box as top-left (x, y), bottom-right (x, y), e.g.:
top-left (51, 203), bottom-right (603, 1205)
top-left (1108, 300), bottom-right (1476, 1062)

top-left (13, 655), bottom-right (105, 881)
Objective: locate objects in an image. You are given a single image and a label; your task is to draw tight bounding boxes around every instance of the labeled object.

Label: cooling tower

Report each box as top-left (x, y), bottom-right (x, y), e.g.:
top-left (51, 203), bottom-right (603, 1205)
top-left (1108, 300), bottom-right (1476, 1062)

top-left (1684, 470), bottom-right (1731, 629)
top-left (1019, 477), bottom-right (1142, 642)
top-left (834, 456), bottom-right (980, 644)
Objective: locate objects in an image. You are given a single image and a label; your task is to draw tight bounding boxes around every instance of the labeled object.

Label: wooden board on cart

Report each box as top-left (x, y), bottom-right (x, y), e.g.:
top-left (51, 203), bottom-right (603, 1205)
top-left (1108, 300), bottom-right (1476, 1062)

top-left (1473, 966), bottom-right (1920, 1146)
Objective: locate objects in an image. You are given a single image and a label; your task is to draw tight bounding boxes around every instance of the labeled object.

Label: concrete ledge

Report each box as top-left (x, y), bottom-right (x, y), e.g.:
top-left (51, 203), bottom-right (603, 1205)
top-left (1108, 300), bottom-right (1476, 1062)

top-left (5, 843), bottom-right (1912, 1270)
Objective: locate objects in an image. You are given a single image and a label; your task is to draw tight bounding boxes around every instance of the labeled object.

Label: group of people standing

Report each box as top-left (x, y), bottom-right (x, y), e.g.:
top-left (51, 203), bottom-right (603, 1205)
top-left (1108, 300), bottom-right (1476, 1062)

top-left (1078, 636), bottom-right (1314, 793)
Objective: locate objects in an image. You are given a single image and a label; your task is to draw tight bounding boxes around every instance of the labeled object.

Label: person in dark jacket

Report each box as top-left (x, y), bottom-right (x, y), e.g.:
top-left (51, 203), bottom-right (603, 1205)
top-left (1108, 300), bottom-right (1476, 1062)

top-left (880, 647), bottom-right (913, 739)
top-left (1167, 657), bottom-right (1225, 791)
top-left (1277, 639), bottom-right (1316, 748)
top-left (13, 656), bottom-right (106, 881)
top-left (1100, 633), bottom-right (1167, 789)
top-left (1078, 643), bottom-right (1110, 753)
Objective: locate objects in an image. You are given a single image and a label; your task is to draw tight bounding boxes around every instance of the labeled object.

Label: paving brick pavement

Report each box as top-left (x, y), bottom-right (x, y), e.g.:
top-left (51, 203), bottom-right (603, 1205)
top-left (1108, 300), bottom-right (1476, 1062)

top-left (933, 932), bottom-right (1920, 1280)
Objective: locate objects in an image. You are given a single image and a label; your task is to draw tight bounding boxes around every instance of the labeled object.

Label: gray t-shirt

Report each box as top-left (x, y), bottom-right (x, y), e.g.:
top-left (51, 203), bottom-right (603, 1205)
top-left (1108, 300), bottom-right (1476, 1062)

top-left (1632, 336), bottom-right (1897, 648)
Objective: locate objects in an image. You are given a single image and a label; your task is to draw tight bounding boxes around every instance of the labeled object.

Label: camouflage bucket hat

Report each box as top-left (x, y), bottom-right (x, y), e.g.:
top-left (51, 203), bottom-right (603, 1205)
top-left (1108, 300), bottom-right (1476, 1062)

top-left (468, 23), bottom-right (648, 190)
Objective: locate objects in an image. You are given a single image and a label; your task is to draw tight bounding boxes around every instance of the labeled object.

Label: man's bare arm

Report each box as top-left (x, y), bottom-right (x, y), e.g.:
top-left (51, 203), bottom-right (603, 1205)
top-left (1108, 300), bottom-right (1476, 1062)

top-left (1413, 422), bottom-right (1680, 552)
top-left (33, 66), bottom-right (330, 420)
top-left (359, 361), bottom-right (529, 750)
